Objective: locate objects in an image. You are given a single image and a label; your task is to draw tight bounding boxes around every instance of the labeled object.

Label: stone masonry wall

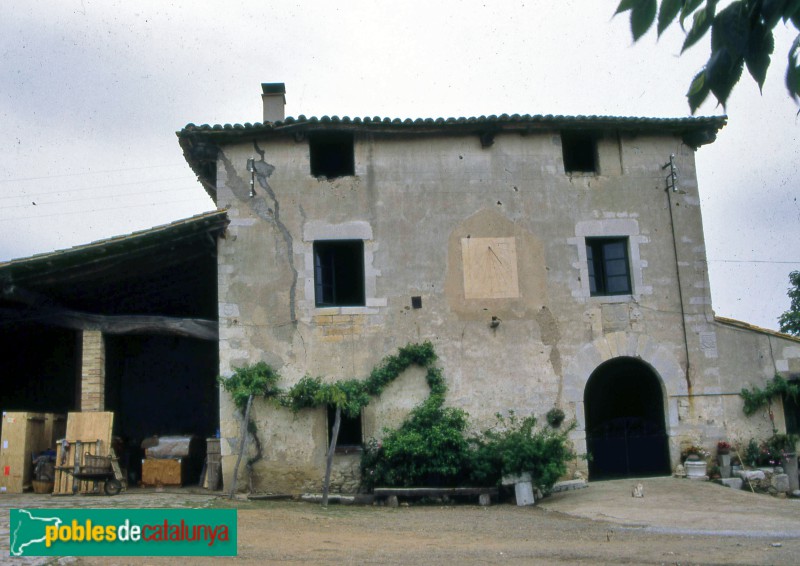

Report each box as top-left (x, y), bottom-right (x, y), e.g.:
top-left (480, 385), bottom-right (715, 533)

top-left (214, 126), bottom-right (800, 493)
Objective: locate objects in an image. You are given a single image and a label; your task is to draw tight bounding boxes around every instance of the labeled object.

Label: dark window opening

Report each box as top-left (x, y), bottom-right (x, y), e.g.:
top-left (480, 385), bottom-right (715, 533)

top-left (314, 240), bottom-right (365, 307)
top-left (310, 132), bottom-right (354, 178)
top-left (586, 237), bottom-right (632, 296)
top-left (785, 382), bottom-right (800, 436)
top-left (411, 296), bottom-right (422, 309)
top-left (562, 131), bottom-right (597, 173)
top-left (328, 405), bottom-right (362, 448)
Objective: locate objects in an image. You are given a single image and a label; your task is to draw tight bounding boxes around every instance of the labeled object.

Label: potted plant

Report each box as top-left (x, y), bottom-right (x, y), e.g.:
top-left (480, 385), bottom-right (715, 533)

top-left (545, 407), bottom-right (565, 428)
top-left (681, 445), bottom-right (709, 462)
top-left (764, 433), bottom-right (799, 490)
top-left (680, 445), bottom-right (709, 480)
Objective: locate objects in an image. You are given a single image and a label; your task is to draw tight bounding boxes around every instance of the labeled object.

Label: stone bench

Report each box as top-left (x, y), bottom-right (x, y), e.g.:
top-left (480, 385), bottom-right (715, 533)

top-left (373, 486), bottom-right (499, 506)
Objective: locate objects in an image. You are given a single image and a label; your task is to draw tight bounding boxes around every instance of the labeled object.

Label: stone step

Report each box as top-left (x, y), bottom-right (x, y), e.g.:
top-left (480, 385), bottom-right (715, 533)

top-left (549, 479), bottom-right (588, 493)
top-left (716, 477), bottom-right (743, 490)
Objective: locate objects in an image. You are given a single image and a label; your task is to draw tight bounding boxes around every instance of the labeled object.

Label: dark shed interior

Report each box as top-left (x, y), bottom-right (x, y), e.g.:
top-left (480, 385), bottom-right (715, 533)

top-left (0, 211), bottom-right (227, 482)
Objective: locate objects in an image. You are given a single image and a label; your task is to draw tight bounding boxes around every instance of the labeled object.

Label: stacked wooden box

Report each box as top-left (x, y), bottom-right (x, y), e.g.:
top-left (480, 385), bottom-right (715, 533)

top-left (0, 412), bottom-right (66, 494)
top-left (141, 436), bottom-right (199, 486)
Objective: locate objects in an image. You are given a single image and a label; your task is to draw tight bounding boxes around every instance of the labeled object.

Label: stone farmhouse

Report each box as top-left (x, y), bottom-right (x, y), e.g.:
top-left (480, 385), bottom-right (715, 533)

top-left (177, 83), bottom-right (800, 493)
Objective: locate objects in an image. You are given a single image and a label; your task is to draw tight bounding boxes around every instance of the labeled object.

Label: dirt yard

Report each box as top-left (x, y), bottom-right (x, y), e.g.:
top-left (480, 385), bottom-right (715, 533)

top-left (68, 481), bottom-right (800, 566)
top-left (5, 478), bottom-right (799, 565)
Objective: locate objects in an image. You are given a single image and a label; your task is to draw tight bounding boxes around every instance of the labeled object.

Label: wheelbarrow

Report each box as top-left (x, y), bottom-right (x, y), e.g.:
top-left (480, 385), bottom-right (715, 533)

top-left (65, 454), bottom-right (123, 496)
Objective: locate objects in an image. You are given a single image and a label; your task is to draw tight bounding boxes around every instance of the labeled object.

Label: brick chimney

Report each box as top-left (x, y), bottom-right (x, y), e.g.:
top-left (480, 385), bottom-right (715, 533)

top-left (261, 83), bottom-right (286, 123)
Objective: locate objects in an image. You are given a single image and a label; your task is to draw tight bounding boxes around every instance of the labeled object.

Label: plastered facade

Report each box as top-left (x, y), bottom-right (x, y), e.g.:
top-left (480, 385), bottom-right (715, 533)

top-left (194, 113), bottom-right (800, 493)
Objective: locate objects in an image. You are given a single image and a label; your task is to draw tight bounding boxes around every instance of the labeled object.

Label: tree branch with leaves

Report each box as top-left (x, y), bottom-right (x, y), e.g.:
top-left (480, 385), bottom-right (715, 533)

top-left (614, 0), bottom-right (800, 112)
top-left (779, 270), bottom-right (800, 336)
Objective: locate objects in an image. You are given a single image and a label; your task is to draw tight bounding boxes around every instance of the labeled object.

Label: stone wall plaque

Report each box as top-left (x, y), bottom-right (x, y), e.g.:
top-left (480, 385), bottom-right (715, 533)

top-left (461, 237), bottom-right (520, 299)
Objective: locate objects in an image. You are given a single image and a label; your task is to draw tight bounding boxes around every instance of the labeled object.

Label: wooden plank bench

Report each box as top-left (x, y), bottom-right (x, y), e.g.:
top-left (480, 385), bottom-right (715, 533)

top-left (373, 487), bottom-right (499, 506)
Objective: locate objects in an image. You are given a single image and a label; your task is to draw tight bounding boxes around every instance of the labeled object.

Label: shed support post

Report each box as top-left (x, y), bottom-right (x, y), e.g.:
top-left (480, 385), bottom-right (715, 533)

top-left (80, 330), bottom-right (105, 412)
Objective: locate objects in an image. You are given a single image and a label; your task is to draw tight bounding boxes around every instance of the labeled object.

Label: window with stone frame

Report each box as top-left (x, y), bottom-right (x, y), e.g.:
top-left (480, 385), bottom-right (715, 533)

top-left (586, 237), bottom-right (632, 296)
top-left (313, 240), bottom-right (365, 307)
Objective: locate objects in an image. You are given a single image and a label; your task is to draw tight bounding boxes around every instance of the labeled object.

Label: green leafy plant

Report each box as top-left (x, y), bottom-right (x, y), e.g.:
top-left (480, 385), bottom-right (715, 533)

top-left (614, 1), bottom-right (800, 112)
top-left (218, 361), bottom-right (282, 497)
top-left (274, 341), bottom-right (442, 504)
top-left (360, 395), bottom-right (472, 490)
top-left (779, 270), bottom-right (800, 336)
top-left (468, 412), bottom-right (576, 491)
top-left (280, 341), bottom-right (439, 418)
top-left (362, 407), bottom-right (577, 493)
top-left (218, 361), bottom-right (282, 413)
top-left (766, 432), bottom-right (799, 457)
top-left (740, 374), bottom-right (800, 416)
top-left (739, 436), bottom-right (796, 467)
top-left (546, 407), bottom-right (566, 428)
top-left (744, 438), bottom-right (761, 467)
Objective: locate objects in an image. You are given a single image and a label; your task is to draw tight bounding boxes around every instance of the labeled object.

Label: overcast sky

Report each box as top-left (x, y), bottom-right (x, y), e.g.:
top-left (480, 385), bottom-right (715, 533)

top-left (2, 1), bottom-right (798, 330)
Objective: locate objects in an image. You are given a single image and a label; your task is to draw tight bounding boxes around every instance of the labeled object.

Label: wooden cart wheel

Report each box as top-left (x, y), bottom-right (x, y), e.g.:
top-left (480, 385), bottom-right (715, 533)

top-left (104, 478), bottom-right (122, 496)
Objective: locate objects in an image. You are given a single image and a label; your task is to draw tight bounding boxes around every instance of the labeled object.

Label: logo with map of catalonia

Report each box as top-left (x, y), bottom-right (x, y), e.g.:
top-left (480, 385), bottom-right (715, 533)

top-left (9, 508), bottom-right (236, 556)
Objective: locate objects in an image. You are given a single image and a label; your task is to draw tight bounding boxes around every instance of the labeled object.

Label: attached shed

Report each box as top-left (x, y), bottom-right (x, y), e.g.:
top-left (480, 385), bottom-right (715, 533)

top-left (0, 210), bottom-right (227, 482)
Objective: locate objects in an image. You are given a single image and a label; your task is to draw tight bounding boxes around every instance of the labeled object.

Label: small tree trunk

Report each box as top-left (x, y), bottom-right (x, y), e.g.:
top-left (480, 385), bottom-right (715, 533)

top-left (322, 405), bottom-right (341, 507)
top-left (229, 394), bottom-right (254, 500)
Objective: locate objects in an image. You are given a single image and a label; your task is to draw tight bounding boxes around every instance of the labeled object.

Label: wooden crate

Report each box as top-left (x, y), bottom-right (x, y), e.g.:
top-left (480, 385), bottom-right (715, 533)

top-left (0, 412), bottom-right (64, 494)
top-left (141, 458), bottom-right (184, 486)
top-left (54, 440), bottom-right (102, 495)
top-left (43, 414), bottom-right (66, 449)
top-left (201, 437), bottom-right (221, 490)
top-left (207, 437), bottom-right (220, 464)
top-left (52, 412), bottom-right (114, 496)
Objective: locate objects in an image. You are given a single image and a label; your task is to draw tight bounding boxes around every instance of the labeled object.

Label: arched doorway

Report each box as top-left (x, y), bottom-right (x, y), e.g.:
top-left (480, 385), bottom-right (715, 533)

top-left (584, 357), bottom-right (671, 479)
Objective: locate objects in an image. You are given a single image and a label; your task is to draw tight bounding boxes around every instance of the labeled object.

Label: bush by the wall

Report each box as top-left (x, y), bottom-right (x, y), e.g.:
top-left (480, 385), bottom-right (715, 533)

top-left (468, 412), bottom-right (575, 491)
top-left (361, 408), bottom-right (576, 493)
top-left (360, 395), bottom-right (472, 490)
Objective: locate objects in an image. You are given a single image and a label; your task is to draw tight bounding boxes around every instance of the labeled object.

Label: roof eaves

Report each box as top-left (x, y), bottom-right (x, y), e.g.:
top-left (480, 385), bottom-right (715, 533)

top-left (715, 315), bottom-right (800, 344)
top-left (0, 209), bottom-right (229, 272)
top-left (177, 113), bottom-right (727, 140)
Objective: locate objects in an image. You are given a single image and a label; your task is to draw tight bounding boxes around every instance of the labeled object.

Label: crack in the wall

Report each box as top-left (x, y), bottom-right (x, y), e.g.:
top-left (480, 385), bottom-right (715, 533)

top-left (254, 141), bottom-right (298, 323)
top-left (219, 147), bottom-right (298, 323)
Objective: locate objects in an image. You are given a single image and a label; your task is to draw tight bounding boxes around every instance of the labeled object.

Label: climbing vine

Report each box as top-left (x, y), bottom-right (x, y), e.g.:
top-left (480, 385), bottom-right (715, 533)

top-left (222, 341), bottom-right (576, 495)
top-left (279, 341), bottom-right (441, 415)
top-left (217, 361), bottom-right (283, 497)
top-left (220, 342), bottom-right (440, 417)
top-left (218, 361), bottom-right (283, 412)
top-left (740, 374), bottom-right (800, 417)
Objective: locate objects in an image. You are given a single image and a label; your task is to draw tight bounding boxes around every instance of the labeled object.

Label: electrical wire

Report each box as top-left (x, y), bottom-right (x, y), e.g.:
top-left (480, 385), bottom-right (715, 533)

top-left (707, 259), bottom-right (800, 264)
top-left (0, 197), bottom-right (210, 221)
top-left (0, 186), bottom-right (201, 210)
top-left (0, 163), bottom-right (185, 184)
top-left (0, 176), bottom-right (195, 201)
